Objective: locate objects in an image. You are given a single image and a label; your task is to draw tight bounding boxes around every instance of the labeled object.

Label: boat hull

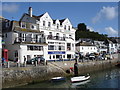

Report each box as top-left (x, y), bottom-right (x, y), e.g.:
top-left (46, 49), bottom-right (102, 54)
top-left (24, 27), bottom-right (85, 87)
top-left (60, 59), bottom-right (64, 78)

top-left (51, 77), bottom-right (65, 82)
top-left (71, 76), bottom-right (90, 83)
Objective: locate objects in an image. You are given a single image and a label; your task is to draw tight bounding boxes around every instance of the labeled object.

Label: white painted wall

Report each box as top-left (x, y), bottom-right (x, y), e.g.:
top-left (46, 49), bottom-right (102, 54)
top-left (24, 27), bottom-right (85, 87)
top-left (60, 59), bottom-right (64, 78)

top-left (76, 46), bottom-right (98, 55)
top-left (20, 44), bottom-right (45, 63)
top-left (0, 37), bottom-right (2, 49)
top-left (6, 9), bottom-right (76, 61)
top-left (109, 43), bottom-right (117, 54)
top-left (0, 37), bottom-right (2, 61)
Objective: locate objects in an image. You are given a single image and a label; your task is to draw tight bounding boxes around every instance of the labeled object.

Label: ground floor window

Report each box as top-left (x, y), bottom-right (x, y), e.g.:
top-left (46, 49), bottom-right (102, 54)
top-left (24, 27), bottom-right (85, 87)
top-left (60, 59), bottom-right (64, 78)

top-left (27, 55), bottom-right (31, 61)
top-left (49, 55), bottom-right (51, 59)
top-left (53, 55), bottom-right (55, 59)
top-left (48, 54), bottom-right (65, 60)
top-left (67, 54), bottom-right (71, 58)
top-left (56, 55), bottom-right (60, 59)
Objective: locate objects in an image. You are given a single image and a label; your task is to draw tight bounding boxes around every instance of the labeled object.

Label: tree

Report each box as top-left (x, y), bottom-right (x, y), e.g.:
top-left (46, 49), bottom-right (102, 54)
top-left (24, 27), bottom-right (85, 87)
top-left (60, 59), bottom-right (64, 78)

top-left (75, 23), bottom-right (109, 41)
top-left (77, 23), bottom-right (87, 31)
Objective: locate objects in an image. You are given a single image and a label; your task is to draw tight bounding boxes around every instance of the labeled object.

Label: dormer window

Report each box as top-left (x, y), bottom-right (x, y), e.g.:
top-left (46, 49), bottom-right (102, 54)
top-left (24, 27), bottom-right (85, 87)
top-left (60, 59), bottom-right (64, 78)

top-left (48, 22), bottom-right (51, 27)
top-left (31, 25), bottom-right (37, 30)
top-left (68, 26), bottom-right (70, 30)
top-left (43, 21), bottom-right (45, 26)
top-left (21, 22), bottom-right (26, 28)
top-left (57, 24), bottom-right (59, 29)
top-left (64, 25), bottom-right (66, 30)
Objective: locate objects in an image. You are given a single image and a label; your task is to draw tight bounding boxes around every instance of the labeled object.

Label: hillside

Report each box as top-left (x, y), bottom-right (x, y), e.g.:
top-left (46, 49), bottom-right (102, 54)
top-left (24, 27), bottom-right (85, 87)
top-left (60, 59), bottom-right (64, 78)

top-left (75, 23), bottom-right (109, 41)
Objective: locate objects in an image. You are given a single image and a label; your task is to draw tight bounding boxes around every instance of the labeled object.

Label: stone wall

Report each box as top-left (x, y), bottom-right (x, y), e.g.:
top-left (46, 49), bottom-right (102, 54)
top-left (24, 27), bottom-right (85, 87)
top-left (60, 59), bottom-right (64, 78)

top-left (2, 59), bottom-right (118, 88)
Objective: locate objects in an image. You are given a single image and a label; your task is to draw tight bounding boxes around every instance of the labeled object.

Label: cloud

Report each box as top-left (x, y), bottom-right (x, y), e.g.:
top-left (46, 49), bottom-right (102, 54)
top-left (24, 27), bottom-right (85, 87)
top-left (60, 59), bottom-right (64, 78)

top-left (87, 26), bottom-right (94, 32)
top-left (105, 27), bottom-right (118, 37)
top-left (92, 6), bottom-right (117, 23)
top-left (2, 3), bottom-right (19, 13)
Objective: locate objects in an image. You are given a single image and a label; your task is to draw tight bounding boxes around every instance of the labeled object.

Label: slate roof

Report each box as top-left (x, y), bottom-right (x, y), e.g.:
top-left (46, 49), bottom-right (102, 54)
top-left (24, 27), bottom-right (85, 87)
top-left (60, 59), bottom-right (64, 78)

top-left (76, 42), bottom-right (95, 46)
top-left (12, 21), bottom-right (40, 33)
top-left (20, 13), bottom-right (45, 21)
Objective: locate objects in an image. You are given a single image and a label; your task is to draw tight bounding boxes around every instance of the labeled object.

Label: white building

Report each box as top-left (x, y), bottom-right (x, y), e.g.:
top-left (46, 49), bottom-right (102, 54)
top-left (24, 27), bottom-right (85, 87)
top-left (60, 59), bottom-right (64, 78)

top-left (19, 7), bottom-right (76, 61)
top-left (0, 34), bottom-right (2, 60)
top-left (0, 17), bottom-right (2, 59)
top-left (94, 41), bottom-right (107, 53)
top-left (106, 40), bottom-right (117, 54)
top-left (76, 42), bottom-right (98, 56)
top-left (2, 21), bottom-right (48, 63)
top-left (3, 7), bottom-right (76, 62)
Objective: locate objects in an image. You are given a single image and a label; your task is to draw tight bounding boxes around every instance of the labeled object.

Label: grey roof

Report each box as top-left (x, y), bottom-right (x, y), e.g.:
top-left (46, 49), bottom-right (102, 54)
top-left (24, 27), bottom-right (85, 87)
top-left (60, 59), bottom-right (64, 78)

top-left (76, 42), bottom-right (95, 46)
top-left (20, 13), bottom-right (45, 21)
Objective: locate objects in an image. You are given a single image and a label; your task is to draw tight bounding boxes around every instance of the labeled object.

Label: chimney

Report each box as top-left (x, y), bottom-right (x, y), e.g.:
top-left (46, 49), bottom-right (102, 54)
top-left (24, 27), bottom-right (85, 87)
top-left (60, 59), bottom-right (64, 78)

top-left (28, 7), bottom-right (32, 17)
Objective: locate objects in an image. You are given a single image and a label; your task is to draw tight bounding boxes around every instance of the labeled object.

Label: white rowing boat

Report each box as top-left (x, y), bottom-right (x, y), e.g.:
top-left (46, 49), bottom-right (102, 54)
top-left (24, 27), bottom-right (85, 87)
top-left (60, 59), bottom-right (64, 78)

top-left (72, 80), bottom-right (90, 86)
top-left (71, 75), bottom-right (90, 83)
top-left (51, 77), bottom-right (65, 82)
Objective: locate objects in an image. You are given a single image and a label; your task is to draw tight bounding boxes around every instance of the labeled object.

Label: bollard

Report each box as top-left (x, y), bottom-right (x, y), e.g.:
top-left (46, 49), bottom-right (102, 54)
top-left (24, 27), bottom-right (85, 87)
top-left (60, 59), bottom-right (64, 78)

top-left (24, 61), bottom-right (26, 67)
top-left (7, 61), bottom-right (10, 68)
top-left (35, 61), bottom-right (37, 66)
top-left (17, 63), bottom-right (20, 67)
top-left (32, 61), bottom-right (34, 65)
top-left (46, 61), bottom-right (47, 65)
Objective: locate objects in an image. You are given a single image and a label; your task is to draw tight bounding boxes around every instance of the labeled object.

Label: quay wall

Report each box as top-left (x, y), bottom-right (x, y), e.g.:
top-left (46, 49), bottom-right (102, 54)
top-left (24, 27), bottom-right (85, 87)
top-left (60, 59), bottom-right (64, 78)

top-left (2, 59), bottom-right (118, 88)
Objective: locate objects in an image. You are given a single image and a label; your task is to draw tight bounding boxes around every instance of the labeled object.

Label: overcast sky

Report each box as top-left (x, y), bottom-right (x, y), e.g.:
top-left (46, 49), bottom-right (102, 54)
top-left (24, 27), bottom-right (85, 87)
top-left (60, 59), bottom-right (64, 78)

top-left (1, 2), bottom-right (118, 37)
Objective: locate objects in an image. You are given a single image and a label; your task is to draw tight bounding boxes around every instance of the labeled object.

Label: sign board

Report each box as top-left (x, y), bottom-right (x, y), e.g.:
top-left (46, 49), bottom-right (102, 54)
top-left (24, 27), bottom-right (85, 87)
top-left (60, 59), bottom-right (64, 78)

top-left (48, 51), bottom-right (65, 54)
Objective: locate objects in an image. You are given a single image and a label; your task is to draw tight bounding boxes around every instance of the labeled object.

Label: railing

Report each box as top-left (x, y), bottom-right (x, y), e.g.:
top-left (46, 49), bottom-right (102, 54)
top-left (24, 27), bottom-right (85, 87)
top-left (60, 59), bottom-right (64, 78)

top-left (14, 37), bottom-right (46, 44)
top-left (47, 35), bottom-right (65, 41)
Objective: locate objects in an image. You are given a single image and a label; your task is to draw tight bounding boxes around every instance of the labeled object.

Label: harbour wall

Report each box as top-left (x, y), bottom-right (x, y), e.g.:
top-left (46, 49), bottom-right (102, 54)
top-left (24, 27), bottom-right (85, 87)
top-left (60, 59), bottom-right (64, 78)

top-left (2, 59), bottom-right (118, 88)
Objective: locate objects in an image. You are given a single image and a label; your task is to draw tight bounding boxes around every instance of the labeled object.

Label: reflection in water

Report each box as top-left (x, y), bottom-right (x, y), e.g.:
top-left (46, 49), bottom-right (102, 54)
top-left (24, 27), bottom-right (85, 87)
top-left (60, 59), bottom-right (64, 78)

top-left (71, 80), bottom-right (90, 86)
top-left (17, 67), bottom-right (120, 88)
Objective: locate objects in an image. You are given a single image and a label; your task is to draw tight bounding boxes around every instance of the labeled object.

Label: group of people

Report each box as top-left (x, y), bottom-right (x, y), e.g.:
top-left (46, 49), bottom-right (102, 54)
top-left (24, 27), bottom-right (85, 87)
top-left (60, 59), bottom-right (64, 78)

top-left (2, 57), bottom-right (7, 66)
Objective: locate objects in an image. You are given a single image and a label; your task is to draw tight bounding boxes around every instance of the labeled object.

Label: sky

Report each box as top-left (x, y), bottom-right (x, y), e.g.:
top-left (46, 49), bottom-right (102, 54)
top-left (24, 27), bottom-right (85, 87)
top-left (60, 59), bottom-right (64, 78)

top-left (1, 2), bottom-right (118, 37)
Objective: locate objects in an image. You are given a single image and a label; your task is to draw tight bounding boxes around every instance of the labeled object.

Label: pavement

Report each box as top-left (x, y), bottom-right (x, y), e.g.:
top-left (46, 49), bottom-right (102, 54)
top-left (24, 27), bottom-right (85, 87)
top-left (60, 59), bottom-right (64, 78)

top-left (1, 54), bottom-right (119, 68)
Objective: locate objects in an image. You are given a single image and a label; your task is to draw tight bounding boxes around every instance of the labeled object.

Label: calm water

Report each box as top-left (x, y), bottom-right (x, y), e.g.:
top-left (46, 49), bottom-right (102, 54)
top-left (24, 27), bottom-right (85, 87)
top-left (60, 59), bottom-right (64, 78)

top-left (18, 67), bottom-right (120, 88)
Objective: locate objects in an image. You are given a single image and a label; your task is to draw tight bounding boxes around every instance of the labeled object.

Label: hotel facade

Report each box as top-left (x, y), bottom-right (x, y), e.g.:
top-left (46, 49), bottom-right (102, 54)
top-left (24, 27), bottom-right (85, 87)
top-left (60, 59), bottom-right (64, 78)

top-left (2, 7), bottom-right (76, 63)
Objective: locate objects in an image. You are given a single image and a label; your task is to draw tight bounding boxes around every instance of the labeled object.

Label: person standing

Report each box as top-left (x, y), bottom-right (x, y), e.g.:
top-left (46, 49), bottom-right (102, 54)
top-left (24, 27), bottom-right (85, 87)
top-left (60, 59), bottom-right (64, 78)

top-left (2, 57), bottom-right (5, 67)
top-left (24, 56), bottom-right (26, 67)
top-left (74, 60), bottom-right (78, 76)
top-left (16, 57), bottom-right (20, 67)
top-left (38, 57), bottom-right (40, 65)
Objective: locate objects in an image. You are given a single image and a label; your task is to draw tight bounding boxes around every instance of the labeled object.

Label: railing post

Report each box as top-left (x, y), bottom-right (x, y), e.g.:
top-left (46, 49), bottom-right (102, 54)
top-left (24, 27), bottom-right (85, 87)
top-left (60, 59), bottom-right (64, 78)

top-left (24, 61), bottom-right (26, 67)
top-left (35, 61), bottom-right (37, 66)
top-left (17, 62), bottom-right (20, 67)
top-left (7, 61), bottom-right (10, 68)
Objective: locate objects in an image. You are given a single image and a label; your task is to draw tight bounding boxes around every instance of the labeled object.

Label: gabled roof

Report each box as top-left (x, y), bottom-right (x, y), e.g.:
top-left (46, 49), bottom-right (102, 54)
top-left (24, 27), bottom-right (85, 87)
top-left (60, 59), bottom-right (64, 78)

top-left (10, 20), bottom-right (40, 33)
top-left (20, 13), bottom-right (45, 21)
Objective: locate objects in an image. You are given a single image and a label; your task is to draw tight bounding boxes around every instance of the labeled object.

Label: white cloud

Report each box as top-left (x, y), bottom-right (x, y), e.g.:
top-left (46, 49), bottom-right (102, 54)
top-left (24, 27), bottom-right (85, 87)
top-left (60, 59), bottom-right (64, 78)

top-left (2, 3), bottom-right (19, 13)
top-left (92, 6), bottom-right (117, 23)
top-left (105, 27), bottom-right (118, 37)
top-left (87, 26), bottom-right (94, 32)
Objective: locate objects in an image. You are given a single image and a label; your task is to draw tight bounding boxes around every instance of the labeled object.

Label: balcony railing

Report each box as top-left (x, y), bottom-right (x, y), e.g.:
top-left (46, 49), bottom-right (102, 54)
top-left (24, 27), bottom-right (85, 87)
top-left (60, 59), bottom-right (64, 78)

top-left (14, 37), bottom-right (46, 44)
top-left (47, 35), bottom-right (65, 41)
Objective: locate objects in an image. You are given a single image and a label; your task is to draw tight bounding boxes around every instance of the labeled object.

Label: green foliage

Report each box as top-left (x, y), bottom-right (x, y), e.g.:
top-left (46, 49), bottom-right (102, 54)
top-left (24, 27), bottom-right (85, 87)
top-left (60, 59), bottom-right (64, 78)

top-left (77, 23), bottom-right (87, 31)
top-left (76, 23), bottom-right (109, 41)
